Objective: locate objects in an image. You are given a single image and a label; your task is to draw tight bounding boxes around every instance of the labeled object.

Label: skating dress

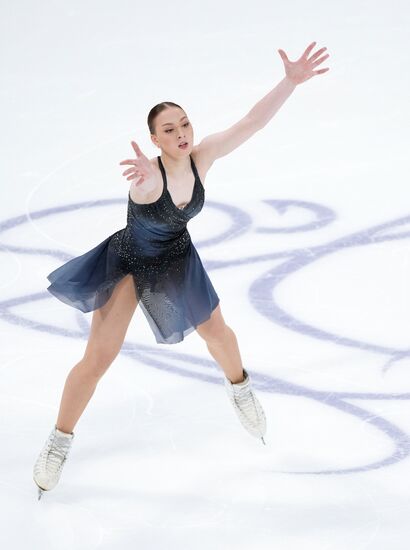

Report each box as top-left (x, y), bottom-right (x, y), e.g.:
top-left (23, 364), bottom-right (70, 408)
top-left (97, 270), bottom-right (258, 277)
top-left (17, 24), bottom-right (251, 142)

top-left (46, 154), bottom-right (220, 344)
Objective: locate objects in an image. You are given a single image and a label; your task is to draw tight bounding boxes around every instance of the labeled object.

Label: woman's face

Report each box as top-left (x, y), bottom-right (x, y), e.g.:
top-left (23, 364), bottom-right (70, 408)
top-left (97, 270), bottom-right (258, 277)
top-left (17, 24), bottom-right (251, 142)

top-left (151, 107), bottom-right (194, 157)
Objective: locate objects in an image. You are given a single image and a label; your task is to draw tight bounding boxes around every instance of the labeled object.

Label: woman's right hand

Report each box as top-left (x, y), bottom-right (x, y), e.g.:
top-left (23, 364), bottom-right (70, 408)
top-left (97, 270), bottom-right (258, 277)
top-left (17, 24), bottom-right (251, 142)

top-left (119, 141), bottom-right (158, 192)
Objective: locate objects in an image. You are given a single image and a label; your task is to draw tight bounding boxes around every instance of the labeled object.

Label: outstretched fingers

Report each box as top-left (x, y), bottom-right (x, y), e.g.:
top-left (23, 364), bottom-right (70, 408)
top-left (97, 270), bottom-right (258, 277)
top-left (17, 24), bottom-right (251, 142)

top-left (122, 166), bottom-right (137, 176)
top-left (302, 41), bottom-right (317, 60)
top-left (278, 49), bottom-right (289, 63)
top-left (308, 46), bottom-right (327, 63)
top-left (119, 141), bottom-right (144, 166)
top-left (311, 53), bottom-right (330, 68)
top-left (313, 67), bottom-right (330, 75)
top-left (131, 141), bottom-right (142, 157)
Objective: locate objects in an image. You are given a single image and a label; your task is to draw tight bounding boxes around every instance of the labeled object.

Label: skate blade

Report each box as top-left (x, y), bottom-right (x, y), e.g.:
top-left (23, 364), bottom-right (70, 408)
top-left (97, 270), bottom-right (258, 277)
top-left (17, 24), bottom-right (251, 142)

top-left (33, 478), bottom-right (47, 500)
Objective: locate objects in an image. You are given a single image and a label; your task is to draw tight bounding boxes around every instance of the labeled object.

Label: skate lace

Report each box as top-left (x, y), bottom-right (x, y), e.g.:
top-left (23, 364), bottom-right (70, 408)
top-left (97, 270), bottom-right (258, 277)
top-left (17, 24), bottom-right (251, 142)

top-left (232, 384), bottom-right (260, 422)
top-left (41, 435), bottom-right (72, 474)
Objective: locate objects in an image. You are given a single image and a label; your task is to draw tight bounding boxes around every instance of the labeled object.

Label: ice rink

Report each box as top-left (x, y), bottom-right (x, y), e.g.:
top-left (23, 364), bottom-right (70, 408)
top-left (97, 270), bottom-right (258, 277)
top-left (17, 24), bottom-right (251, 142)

top-left (1, 0), bottom-right (410, 548)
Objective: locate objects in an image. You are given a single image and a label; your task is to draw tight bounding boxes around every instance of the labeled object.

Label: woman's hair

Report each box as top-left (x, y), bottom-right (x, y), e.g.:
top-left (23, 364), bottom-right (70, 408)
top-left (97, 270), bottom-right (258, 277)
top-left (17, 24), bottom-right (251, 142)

top-left (147, 101), bottom-right (184, 135)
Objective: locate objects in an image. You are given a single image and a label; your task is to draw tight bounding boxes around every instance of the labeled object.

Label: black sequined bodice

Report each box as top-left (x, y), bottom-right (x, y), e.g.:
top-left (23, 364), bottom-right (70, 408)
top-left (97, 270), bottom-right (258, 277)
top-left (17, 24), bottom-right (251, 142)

top-left (109, 154), bottom-right (205, 274)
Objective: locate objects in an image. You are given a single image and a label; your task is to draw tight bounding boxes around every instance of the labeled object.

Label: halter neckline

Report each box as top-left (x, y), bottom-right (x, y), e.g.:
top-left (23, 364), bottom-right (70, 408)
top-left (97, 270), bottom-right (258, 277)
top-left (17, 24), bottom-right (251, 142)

top-left (157, 154), bottom-right (200, 211)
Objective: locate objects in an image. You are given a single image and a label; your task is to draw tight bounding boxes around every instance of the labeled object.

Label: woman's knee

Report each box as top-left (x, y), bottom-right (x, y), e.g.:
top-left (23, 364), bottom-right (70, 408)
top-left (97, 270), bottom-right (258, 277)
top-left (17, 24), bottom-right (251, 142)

top-left (78, 350), bottom-right (118, 380)
top-left (196, 304), bottom-right (229, 344)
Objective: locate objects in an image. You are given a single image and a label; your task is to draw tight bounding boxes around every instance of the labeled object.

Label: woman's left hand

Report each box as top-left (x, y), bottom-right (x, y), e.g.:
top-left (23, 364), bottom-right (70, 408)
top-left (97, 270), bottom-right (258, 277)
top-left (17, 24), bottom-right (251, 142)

top-left (278, 41), bottom-right (330, 85)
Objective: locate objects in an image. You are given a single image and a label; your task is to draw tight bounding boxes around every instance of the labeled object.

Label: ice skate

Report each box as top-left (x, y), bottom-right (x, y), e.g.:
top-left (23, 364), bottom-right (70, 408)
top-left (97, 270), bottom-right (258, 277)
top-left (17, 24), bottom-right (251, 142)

top-left (33, 425), bottom-right (75, 500)
top-left (224, 367), bottom-right (267, 444)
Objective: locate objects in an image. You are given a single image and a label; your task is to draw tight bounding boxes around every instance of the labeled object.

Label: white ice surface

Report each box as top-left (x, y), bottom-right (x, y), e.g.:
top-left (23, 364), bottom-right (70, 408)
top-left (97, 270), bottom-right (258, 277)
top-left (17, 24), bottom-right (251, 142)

top-left (1, 0), bottom-right (410, 548)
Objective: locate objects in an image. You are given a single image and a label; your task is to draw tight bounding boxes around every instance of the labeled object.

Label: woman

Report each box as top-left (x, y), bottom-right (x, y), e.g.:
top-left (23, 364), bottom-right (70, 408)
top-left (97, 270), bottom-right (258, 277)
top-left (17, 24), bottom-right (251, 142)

top-left (33, 42), bottom-right (330, 500)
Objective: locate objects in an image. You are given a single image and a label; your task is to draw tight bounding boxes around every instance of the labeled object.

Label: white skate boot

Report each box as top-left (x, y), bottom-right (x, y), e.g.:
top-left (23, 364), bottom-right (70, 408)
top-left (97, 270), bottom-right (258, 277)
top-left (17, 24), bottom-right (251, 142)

top-left (224, 367), bottom-right (267, 444)
top-left (33, 425), bottom-right (75, 500)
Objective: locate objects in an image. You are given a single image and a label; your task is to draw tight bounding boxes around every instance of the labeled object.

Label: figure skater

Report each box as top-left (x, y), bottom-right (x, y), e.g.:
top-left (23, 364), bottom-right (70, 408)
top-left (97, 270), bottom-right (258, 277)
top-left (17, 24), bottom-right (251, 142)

top-left (33, 41), bottom-right (330, 500)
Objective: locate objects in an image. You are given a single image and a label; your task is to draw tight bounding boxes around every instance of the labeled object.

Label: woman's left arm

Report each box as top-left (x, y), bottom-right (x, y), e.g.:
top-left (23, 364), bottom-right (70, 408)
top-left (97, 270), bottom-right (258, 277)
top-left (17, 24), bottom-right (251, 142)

top-left (198, 41), bottom-right (330, 163)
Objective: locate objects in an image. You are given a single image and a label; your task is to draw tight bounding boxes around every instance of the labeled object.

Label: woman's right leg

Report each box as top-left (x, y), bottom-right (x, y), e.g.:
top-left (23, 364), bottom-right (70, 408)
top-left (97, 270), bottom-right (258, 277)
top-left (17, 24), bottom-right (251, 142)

top-left (55, 274), bottom-right (139, 434)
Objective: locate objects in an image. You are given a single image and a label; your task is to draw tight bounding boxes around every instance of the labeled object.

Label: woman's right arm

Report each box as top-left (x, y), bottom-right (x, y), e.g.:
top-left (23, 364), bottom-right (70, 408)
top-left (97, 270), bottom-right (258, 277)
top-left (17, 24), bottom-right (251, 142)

top-left (119, 141), bottom-right (160, 201)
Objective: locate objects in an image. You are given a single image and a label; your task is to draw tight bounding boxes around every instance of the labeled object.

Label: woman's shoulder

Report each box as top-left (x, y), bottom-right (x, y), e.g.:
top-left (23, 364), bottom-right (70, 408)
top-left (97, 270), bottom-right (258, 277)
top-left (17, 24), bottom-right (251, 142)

top-left (190, 145), bottom-right (214, 183)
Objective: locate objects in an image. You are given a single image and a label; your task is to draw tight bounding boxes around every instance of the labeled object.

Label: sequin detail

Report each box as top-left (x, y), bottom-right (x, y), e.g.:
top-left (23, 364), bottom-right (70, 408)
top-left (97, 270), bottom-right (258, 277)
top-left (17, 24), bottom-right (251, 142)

top-left (46, 154), bottom-right (220, 344)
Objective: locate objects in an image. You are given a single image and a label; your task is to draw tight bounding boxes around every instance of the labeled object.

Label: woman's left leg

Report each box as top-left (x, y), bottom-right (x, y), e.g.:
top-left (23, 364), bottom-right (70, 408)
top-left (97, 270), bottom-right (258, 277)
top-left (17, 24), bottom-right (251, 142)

top-left (196, 302), bottom-right (267, 442)
top-left (195, 304), bottom-right (245, 384)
